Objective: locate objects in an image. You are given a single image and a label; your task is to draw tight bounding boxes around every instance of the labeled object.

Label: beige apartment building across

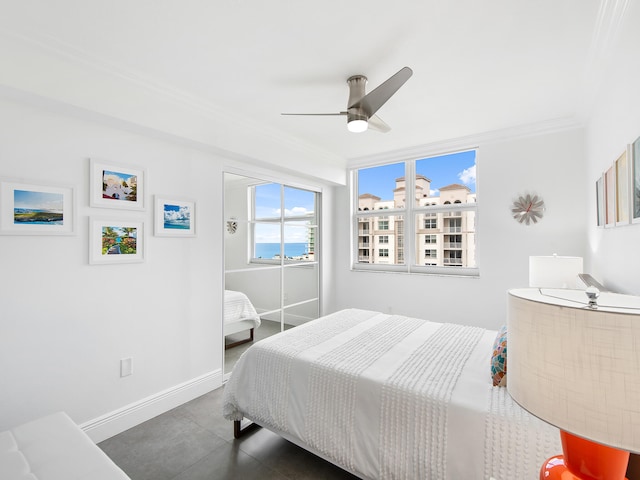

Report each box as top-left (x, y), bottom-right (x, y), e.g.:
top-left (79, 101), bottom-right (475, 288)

top-left (358, 175), bottom-right (476, 267)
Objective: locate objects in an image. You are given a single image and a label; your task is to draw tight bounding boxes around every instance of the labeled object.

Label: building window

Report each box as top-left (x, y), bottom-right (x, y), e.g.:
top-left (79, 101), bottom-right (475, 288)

top-left (424, 218), bottom-right (437, 229)
top-left (353, 150), bottom-right (477, 275)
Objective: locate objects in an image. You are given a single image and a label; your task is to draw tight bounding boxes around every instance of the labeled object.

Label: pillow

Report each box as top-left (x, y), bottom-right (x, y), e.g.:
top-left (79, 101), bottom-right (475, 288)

top-left (491, 325), bottom-right (507, 387)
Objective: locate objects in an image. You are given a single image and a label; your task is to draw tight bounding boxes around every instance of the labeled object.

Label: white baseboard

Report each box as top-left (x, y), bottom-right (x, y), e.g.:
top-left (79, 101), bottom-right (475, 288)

top-left (81, 369), bottom-right (223, 443)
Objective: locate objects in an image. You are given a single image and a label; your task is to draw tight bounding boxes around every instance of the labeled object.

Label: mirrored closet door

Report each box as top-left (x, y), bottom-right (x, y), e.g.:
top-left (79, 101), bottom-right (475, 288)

top-left (223, 172), bottom-right (320, 376)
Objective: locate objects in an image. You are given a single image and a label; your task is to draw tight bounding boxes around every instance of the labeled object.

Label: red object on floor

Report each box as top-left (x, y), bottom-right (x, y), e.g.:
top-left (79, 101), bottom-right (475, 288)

top-left (540, 431), bottom-right (630, 480)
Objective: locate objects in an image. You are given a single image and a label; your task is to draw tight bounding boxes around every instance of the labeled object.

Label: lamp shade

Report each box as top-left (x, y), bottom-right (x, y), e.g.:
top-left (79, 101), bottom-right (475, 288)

top-left (529, 255), bottom-right (583, 288)
top-left (507, 288), bottom-right (640, 453)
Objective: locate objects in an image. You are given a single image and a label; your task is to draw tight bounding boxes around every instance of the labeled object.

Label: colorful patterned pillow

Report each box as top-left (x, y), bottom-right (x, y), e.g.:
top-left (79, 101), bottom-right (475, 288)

top-left (491, 325), bottom-right (508, 387)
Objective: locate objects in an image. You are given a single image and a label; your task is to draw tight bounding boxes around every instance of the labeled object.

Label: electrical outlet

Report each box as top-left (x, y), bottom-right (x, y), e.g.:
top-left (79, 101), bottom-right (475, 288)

top-left (120, 357), bottom-right (133, 377)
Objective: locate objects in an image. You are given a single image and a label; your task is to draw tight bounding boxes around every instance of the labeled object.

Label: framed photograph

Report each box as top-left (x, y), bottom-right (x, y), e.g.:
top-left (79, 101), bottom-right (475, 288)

top-left (633, 136), bottom-right (640, 224)
top-left (90, 159), bottom-right (145, 210)
top-left (615, 150), bottom-right (629, 225)
top-left (0, 180), bottom-right (75, 235)
top-left (604, 165), bottom-right (616, 227)
top-left (89, 218), bottom-right (144, 264)
top-left (596, 176), bottom-right (604, 227)
top-left (154, 196), bottom-right (196, 237)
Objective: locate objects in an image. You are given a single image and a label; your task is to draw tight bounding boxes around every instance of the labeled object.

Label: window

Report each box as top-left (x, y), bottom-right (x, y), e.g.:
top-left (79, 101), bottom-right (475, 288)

top-left (424, 218), bottom-right (437, 229)
top-left (353, 150), bottom-right (477, 276)
top-left (252, 183), bottom-right (318, 263)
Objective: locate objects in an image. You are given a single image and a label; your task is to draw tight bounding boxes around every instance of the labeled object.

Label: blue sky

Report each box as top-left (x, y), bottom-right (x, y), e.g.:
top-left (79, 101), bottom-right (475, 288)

top-left (358, 150), bottom-right (476, 199)
top-left (254, 184), bottom-right (316, 243)
top-left (14, 189), bottom-right (63, 211)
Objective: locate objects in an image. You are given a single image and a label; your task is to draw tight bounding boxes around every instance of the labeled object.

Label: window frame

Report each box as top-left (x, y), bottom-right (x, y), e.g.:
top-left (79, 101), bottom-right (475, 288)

top-left (250, 182), bottom-right (320, 267)
top-left (351, 150), bottom-right (478, 277)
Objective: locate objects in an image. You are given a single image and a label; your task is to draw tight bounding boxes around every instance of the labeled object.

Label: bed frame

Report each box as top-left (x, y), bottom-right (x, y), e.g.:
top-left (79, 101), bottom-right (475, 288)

top-left (224, 319), bottom-right (256, 349)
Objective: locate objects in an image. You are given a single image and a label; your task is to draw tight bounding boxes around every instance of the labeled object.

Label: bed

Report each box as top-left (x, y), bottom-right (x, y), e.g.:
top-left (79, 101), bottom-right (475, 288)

top-left (223, 308), bottom-right (561, 480)
top-left (224, 290), bottom-right (261, 349)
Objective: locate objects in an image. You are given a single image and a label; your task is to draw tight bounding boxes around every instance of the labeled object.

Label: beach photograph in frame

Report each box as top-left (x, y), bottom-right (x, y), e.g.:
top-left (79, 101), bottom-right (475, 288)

top-left (90, 218), bottom-right (144, 264)
top-left (154, 196), bottom-right (196, 237)
top-left (615, 150), bottom-right (629, 225)
top-left (604, 165), bottom-right (616, 227)
top-left (633, 136), bottom-right (640, 223)
top-left (90, 159), bottom-right (145, 210)
top-left (0, 180), bottom-right (75, 235)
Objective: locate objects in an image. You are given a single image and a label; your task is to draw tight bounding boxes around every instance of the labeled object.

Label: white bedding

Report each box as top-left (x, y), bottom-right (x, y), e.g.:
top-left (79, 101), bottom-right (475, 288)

top-left (224, 290), bottom-right (261, 333)
top-left (223, 308), bottom-right (560, 480)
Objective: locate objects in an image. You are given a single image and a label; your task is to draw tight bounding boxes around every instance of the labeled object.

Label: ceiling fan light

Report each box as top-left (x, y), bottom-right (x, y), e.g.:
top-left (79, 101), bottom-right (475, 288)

top-left (348, 119), bottom-right (368, 133)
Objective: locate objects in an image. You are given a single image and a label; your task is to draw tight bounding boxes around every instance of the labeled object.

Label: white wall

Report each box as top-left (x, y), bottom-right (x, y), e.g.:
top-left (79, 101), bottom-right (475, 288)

top-left (331, 128), bottom-right (587, 330)
top-left (585, 0), bottom-right (640, 295)
top-left (0, 93), bottom-right (336, 439)
top-left (0, 95), bottom-right (226, 438)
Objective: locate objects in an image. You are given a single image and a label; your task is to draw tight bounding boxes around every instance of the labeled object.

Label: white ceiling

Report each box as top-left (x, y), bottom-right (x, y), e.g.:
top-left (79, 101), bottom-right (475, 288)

top-left (0, 0), bottom-right (628, 178)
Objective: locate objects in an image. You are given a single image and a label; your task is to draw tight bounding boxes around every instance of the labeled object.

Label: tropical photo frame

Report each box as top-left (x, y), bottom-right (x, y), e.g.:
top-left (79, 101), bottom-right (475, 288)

top-left (632, 136), bottom-right (640, 224)
top-left (596, 176), bottom-right (604, 227)
top-left (154, 196), bottom-right (196, 237)
top-left (89, 218), bottom-right (145, 264)
top-left (90, 159), bottom-right (145, 210)
top-left (0, 179), bottom-right (75, 235)
top-left (604, 164), bottom-right (616, 227)
top-left (615, 150), bottom-right (629, 225)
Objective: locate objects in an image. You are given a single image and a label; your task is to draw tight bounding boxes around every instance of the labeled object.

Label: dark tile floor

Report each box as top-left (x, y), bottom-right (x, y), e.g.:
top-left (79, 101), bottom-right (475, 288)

top-left (99, 345), bottom-right (359, 479)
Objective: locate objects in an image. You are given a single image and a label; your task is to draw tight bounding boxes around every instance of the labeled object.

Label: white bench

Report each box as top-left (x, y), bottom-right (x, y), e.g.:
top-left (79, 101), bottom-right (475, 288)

top-left (0, 412), bottom-right (130, 480)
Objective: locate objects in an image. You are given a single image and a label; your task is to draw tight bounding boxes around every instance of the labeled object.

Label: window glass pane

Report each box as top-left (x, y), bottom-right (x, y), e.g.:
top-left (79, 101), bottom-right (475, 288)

top-left (284, 186), bottom-right (315, 219)
top-left (356, 215), bottom-right (405, 265)
top-left (254, 183), bottom-right (281, 219)
top-left (283, 222), bottom-right (316, 262)
top-left (358, 162), bottom-right (405, 210)
top-left (415, 151), bottom-right (476, 207)
top-left (253, 222), bottom-right (281, 259)
top-left (414, 213), bottom-right (476, 267)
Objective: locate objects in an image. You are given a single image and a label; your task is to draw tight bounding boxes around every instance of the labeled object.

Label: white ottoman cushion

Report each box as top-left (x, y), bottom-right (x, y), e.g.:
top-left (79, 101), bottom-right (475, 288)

top-left (1, 412), bottom-right (130, 480)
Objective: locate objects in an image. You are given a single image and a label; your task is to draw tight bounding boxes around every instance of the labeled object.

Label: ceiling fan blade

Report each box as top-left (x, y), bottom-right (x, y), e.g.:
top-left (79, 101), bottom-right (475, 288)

top-left (367, 115), bottom-right (391, 133)
top-left (281, 112), bottom-right (347, 116)
top-left (349, 66), bottom-right (413, 117)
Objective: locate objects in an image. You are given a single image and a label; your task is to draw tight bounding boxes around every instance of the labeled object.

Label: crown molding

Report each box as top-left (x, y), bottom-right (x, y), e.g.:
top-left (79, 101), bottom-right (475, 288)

top-left (0, 26), bottom-right (347, 181)
top-left (347, 117), bottom-right (583, 168)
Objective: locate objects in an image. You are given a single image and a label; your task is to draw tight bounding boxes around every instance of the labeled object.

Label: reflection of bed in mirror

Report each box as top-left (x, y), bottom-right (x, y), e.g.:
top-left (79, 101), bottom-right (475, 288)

top-left (224, 290), bottom-right (261, 349)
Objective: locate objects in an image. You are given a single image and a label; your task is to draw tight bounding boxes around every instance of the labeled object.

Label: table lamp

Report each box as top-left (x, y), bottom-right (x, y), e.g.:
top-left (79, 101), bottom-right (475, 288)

top-left (507, 288), bottom-right (640, 480)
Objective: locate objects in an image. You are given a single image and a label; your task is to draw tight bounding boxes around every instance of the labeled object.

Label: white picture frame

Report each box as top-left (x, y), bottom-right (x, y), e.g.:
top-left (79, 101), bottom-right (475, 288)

top-left (90, 159), bottom-right (145, 210)
top-left (0, 179), bottom-right (75, 235)
top-left (154, 196), bottom-right (196, 237)
top-left (632, 136), bottom-right (640, 224)
top-left (89, 218), bottom-right (145, 264)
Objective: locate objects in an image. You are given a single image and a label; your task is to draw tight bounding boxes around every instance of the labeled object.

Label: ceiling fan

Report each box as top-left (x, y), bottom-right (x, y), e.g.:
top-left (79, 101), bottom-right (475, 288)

top-left (282, 66), bottom-right (413, 133)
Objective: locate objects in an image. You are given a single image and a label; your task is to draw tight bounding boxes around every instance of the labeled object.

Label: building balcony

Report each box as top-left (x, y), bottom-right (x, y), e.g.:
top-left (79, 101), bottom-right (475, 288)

top-left (358, 243), bottom-right (371, 249)
top-left (443, 227), bottom-right (462, 233)
top-left (443, 242), bottom-right (462, 249)
top-left (442, 211), bottom-right (462, 217)
top-left (443, 258), bottom-right (463, 265)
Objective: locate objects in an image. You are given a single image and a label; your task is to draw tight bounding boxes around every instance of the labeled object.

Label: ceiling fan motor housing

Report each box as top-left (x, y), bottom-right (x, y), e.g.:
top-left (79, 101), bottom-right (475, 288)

top-left (347, 75), bottom-right (369, 128)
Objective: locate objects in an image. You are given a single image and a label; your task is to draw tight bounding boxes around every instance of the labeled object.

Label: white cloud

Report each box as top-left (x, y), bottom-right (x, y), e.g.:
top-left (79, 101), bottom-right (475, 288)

top-left (459, 164), bottom-right (476, 185)
top-left (430, 189), bottom-right (439, 196)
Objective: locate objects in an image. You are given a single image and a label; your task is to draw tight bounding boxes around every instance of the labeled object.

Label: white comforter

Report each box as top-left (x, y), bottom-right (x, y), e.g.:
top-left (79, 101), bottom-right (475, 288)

top-left (223, 309), bottom-right (560, 480)
top-left (224, 290), bottom-right (261, 327)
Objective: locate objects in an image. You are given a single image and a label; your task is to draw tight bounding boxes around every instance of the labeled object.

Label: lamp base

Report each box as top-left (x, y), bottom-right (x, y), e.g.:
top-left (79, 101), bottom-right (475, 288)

top-left (540, 431), bottom-right (629, 480)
